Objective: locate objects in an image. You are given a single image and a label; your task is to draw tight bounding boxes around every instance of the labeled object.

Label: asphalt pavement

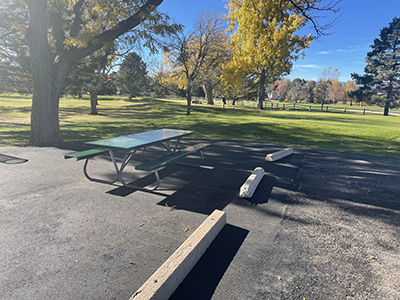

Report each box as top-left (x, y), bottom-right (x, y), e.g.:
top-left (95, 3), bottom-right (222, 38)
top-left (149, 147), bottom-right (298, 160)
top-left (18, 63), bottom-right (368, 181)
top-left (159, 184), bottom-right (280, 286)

top-left (0, 140), bottom-right (399, 300)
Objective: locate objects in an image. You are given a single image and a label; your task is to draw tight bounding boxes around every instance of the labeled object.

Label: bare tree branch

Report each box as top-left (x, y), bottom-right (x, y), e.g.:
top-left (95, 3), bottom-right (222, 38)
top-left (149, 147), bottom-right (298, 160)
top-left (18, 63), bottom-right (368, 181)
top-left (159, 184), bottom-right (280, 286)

top-left (288, 0), bottom-right (342, 37)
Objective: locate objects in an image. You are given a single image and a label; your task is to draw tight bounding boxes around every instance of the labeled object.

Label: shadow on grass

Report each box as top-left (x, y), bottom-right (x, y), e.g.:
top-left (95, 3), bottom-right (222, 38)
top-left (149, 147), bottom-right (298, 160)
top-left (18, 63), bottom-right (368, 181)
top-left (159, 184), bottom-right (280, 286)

top-left (0, 106), bottom-right (31, 115)
top-left (0, 94), bottom-right (31, 100)
top-left (0, 127), bottom-right (30, 147)
top-left (3, 95), bottom-right (398, 158)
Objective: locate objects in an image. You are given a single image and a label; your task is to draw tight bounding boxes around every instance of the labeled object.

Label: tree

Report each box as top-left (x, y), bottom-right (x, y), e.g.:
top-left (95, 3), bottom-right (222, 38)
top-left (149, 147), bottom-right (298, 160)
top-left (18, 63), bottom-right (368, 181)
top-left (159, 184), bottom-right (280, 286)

top-left (319, 66), bottom-right (340, 82)
top-left (226, 0), bottom-right (314, 109)
top-left (288, 78), bottom-right (309, 103)
top-left (327, 79), bottom-right (344, 104)
top-left (342, 80), bottom-right (358, 105)
top-left (151, 56), bottom-right (180, 96)
top-left (162, 12), bottom-right (228, 115)
top-left (315, 67), bottom-right (340, 110)
top-left (199, 54), bottom-right (228, 105)
top-left (220, 60), bottom-right (257, 104)
top-left (351, 17), bottom-right (400, 116)
top-left (65, 47), bottom-right (117, 114)
top-left (275, 78), bottom-right (291, 102)
top-left (220, 65), bottom-right (258, 105)
top-left (314, 79), bottom-right (330, 111)
top-left (185, 12), bottom-right (229, 106)
top-left (0, 0), bottom-right (31, 94)
top-left (98, 74), bottom-right (118, 96)
top-left (8, 0), bottom-right (179, 146)
top-left (306, 80), bottom-right (317, 103)
top-left (116, 52), bottom-right (149, 99)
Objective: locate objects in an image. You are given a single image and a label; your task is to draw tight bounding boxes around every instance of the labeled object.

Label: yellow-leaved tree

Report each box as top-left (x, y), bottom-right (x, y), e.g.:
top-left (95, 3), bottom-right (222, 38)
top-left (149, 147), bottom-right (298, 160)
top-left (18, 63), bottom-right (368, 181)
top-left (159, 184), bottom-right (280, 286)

top-left (226, 0), bottom-right (314, 109)
top-left (157, 12), bottom-right (228, 115)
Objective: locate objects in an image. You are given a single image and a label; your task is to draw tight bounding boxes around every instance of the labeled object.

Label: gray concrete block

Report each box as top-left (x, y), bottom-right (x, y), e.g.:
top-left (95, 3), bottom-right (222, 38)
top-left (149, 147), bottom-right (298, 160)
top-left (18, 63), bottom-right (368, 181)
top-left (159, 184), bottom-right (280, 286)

top-left (130, 210), bottom-right (226, 300)
top-left (265, 147), bottom-right (293, 162)
top-left (239, 167), bottom-right (265, 198)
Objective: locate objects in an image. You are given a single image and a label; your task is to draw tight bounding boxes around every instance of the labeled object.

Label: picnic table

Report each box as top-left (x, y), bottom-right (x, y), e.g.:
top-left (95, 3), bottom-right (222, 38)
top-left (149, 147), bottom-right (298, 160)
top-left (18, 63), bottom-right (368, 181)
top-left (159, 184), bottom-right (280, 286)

top-left (65, 129), bottom-right (210, 191)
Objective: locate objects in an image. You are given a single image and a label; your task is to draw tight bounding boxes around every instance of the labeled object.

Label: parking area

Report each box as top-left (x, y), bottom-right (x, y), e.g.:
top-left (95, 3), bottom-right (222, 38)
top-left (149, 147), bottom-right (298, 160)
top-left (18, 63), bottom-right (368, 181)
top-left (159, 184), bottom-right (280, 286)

top-left (1, 141), bottom-right (399, 299)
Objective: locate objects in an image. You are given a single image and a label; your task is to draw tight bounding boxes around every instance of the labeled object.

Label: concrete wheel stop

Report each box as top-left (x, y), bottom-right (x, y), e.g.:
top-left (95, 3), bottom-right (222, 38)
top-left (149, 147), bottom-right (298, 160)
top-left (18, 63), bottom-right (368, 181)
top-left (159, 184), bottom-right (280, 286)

top-left (265, 147), bottom-right (293, 162)
top-left (130, 210), bottom-right (226, 300)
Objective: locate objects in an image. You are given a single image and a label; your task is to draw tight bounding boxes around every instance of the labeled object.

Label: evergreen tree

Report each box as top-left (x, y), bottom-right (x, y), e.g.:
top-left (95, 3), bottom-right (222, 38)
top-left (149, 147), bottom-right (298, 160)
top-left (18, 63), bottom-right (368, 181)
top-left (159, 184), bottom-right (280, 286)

top-left (116, 52), bottom-right (148, 98)
top-left (352, 17), bottom-right (400, 116)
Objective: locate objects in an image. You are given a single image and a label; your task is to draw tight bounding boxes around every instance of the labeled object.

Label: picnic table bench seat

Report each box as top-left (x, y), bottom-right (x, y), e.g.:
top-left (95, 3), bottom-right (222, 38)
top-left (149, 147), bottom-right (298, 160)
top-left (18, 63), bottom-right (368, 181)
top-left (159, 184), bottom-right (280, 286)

top-left (64, 148), bottom-right (109, 160)
top-left (136, 143), bottom-right (210, 171)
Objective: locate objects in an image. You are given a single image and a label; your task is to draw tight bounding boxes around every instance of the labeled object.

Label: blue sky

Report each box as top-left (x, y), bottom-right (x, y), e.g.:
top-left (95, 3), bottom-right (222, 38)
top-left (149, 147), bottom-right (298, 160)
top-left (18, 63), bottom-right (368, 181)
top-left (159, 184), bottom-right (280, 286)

top-left (158, 0), bottom-right (400, 82)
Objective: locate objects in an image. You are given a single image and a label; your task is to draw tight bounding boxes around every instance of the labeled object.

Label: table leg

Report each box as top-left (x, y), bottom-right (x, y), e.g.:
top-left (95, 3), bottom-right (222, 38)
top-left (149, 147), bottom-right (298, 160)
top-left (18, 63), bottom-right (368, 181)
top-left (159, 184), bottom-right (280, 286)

top-left (82, 150), bottom-right (119, 184)
top-left (162, 138), bottom-right (182, 152)
top-left (176, 149), bottom-right (205, 167)
top-left (143, 138), bottom-right (182, 160)
top-left (115, 150), bottom-right (160, 191)
top-left (119, 170), bottom-right (160, 191)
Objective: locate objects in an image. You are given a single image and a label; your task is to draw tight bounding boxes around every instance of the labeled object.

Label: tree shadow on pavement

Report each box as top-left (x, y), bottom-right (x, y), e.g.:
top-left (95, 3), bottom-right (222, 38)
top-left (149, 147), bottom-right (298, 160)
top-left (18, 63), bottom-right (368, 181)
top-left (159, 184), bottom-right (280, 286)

top-left (68, 140), bottom-right (308, 217)
top-left (296, 150), bottom-right (400, 212)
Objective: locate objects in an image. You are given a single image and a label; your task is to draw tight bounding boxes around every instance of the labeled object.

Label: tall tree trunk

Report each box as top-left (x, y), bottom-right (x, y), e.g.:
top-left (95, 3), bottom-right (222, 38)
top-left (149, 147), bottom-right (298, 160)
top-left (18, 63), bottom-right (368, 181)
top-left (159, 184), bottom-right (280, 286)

top-left (26, 0), bottom-right (64, 146)
top-left (89, 89), bottom-right (98, 115)
top-left (25, 0), bottom-right (164, 146)
top-left (186, 82), bottom-right (192, 115)
top-left (257, 69), bottom-right (266, 110)
top-left (30, 74), bottom-right (65, 146)
top-left (203, 81), bottom-right (214, 105)
top-left (384, 85), bottom-right (393, 116)
top-left (384, 100), bottom-right (390, 116)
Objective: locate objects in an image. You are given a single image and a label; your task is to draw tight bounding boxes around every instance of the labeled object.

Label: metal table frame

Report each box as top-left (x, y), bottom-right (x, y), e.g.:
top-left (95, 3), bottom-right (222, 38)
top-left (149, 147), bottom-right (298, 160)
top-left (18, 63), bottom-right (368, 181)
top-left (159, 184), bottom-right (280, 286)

top-left (82, 129), bottom-right (195, 191)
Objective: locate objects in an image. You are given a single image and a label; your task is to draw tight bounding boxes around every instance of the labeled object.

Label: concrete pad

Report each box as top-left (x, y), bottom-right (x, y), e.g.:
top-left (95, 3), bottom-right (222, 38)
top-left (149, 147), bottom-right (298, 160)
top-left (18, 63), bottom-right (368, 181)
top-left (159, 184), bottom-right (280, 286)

top-left (265, 147), bottom-right (293, 162)
top-left (130, 210), bottom-right (226, 300)
top-left (239, 167), bottom-right (265, 199)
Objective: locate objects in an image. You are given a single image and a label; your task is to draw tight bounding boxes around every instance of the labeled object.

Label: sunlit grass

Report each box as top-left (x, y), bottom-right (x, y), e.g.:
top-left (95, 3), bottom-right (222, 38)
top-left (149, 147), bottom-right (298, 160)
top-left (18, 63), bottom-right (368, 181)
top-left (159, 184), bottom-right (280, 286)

top-left (1, 94), bottom-right (400, 158)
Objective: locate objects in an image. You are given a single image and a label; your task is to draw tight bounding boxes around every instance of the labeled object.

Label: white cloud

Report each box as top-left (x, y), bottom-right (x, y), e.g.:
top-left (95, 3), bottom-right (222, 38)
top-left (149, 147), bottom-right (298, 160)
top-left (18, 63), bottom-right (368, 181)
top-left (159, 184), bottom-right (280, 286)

top-left (317, 46), bottom-right (368, 55)
top-left (296, 64), bottom-right (321, 69)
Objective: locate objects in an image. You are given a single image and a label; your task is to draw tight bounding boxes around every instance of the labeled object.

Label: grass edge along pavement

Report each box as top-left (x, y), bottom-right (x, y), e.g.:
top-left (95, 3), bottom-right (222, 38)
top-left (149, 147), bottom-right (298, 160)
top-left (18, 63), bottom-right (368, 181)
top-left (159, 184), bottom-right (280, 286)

top-left (1, 94), bottom-right (400, 158)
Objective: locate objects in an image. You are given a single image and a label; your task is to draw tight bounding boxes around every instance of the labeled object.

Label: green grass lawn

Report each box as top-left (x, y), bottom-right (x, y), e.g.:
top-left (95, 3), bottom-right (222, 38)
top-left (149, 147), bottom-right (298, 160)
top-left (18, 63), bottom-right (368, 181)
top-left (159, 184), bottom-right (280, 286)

top-left (1, 94), bottom-right (400, 158)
